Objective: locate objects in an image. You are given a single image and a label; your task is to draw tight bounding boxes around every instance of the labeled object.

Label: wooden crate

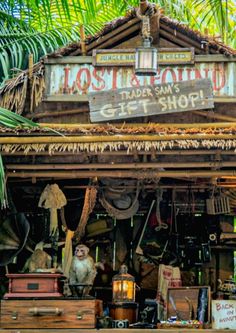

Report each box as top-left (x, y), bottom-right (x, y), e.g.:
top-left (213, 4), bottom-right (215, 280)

top-left (0, 299), bottom-right (103, 329)
top-left (167, 286), bottom-right (211, 323)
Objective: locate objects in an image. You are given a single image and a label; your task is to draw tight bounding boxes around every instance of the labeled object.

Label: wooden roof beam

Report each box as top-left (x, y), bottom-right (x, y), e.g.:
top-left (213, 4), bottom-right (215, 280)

top-left (71, 18), bottom-right (141, 56)
top-left (1, 149), bottom-right (234, 157)
top-left (5, 161), bottom-right (236, 170)
top-left (6, 169), bottom-right (236, 179)
top-left (160, 29), bottom-right (203, 53)
top-left (160, 22), bottom-right (214, 54)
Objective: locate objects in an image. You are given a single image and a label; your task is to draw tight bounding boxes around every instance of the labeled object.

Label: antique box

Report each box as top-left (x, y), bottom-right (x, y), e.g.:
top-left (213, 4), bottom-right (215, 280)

top-left (0, 299), bottom-right (103, 329)
top-left (4, 273), bottom-right (63, 298)
top-left (167, 286), bottom-right (211, 323)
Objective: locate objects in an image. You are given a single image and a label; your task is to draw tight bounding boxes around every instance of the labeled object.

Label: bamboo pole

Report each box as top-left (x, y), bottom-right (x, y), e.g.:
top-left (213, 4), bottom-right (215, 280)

top-left (80, 25), bottom-right (87, 56)
top-left (5, 161), bottom-right (236, 170)
top-left (38, 122), bottom-right (236, 130)
top-left (6, 169), bottom-right (236, 179)
top-left (1, 133), bottom-right (236, 144)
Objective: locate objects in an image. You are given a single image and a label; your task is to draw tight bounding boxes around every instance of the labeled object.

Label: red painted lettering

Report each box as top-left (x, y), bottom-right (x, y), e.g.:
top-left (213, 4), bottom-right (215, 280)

top-left (161, 68), bottom-right (177, 83)
top-left (130, 73), bottom-right (140, 87)
top-left (63, 66), bottom-right (70, 93)
top-left (203, 67), bottom-right (210, 78)
top-left (186, 68), bottom-right (192, 81)
top-left (193, 68), bottom-right (203, 79)
top-left (216, 303), bottom-right (221, 311)
top-left (112, 68), bottom-right (118, 90)
top-left (176, 68), bottom-right (184, 81)
top-left (92, 68), bottom-right (105, 91)
top-left (150, 70), bottom-right (161, 85)
top-left (76, 68), bottom-right (91, 93)
top-left (212, 64), bottom-right (226, 91)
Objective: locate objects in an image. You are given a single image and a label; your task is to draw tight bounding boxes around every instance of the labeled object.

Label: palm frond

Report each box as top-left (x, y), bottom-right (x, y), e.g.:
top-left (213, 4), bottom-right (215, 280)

top-left (0, 107), bottom-right (39, 128)
top-left (0, 106), bottom-right (40, 208)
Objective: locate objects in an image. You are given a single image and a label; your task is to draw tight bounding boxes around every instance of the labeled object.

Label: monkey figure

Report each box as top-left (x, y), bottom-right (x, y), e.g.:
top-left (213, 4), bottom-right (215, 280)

top-left (69, 244), bottom-right (97, 296)
top-left (23, 249), bottom-right (52, 272)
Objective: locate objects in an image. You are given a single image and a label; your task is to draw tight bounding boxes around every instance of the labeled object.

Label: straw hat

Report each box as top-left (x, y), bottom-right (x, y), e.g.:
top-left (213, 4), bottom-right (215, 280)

top-left (86, 219), bottom-right (113, 238)
top-left (112, 194), bottom-right (132, 209)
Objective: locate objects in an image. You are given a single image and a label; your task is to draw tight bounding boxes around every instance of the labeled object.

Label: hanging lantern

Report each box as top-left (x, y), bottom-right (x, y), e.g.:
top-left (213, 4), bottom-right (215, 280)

top-left (112, 265), bottom-right (135, 303)
top-left (135, 37), bottom-right (157, 76)
top-left (135, 14), bottom-right (157, 76)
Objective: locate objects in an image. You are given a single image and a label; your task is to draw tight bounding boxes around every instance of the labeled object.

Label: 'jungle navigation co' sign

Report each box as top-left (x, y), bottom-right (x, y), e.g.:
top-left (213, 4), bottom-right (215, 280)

top-left (88, 78), bottom-right (214, 122)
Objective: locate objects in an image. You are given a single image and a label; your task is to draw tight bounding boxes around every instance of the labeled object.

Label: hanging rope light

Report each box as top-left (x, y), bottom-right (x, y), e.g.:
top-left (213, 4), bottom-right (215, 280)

top-left (135, 11), bottom-right (157, 76)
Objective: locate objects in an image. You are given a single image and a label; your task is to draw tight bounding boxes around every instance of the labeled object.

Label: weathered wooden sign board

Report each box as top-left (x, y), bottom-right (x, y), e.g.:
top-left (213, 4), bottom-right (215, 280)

top-left (212, 300), bottom-right (236, 329)
top-left (44, 60), bottom-right (236, 102)
top-left (92, 48), bottom-right (195, 66)
top-left (88, 78), bottom-right (214, 122)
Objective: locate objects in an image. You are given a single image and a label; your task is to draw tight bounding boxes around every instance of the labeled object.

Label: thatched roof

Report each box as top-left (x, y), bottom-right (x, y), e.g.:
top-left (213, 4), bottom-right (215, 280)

top-left (0, 123), bottom-right (236, 155)
top-left (50, 9), bottom-right (236, 58)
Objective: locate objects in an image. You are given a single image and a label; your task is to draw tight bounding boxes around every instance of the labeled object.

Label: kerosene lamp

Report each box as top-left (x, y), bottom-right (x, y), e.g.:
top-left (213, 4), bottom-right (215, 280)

top-left (109, 265), bottom-right (138, 325)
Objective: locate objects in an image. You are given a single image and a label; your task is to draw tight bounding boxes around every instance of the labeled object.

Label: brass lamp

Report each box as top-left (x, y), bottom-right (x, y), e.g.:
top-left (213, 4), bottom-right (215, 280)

top-left (112, 264), bottom-right (135, 303)
top-left (135, 15), bottom-right (157, 76)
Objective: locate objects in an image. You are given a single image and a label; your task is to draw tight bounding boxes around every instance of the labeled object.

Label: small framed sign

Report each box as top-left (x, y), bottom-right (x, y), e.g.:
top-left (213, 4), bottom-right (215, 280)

top-left (212, 300), bottom-right (236, 329)
top-left (92, 49), bottom-right (135, 66)
top-left (93, 48), bottom-right (195, 66)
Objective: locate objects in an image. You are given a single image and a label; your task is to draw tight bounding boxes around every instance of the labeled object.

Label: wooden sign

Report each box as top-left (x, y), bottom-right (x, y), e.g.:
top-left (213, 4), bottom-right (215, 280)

top-left (212, 300), bottom-right (236, 329)
top-left (92, 48), bottom-right (195, 66)
top-left (44, 61), bottom-right (236, 102)
top-left (88, 78), bottom-right (214, 123)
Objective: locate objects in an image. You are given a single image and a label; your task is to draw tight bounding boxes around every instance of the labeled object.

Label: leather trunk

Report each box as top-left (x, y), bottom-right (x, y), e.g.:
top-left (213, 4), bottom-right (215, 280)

top-left (0, 299), bottom-right (103, 329)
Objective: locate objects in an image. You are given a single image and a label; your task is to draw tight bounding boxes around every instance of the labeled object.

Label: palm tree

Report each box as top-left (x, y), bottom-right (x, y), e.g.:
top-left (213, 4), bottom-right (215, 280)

top-left (192, 0), bottom-right (236, 46)
top-left (0, 0), bottom-right (235, 87)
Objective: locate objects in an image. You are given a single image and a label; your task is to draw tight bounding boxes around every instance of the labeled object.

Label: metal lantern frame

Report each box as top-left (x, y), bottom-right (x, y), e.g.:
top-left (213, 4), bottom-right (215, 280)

top-left (112, 264), bottom-right (136, 303)
top-left (135, 13), bottom-right (157, 76)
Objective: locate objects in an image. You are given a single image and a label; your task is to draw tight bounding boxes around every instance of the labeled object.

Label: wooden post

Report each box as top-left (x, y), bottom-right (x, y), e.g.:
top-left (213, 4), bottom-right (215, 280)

top-left (28, 54), bottom-right (34, 112)
top-left (80, 25), bottom-right (87, 56)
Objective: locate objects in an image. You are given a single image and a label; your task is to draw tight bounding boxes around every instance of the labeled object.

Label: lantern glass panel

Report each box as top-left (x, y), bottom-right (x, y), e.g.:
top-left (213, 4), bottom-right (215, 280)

top-left (112, 265), bottom-right (135, 302)
top-left (135, 47), bottom-right (157, 76)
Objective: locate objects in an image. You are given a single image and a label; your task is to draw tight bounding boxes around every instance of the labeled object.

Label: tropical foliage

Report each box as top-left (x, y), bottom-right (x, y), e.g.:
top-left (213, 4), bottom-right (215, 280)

top-left (0, 0), bottom-right (235, 87)
top-left (0, 107), bottom-right (40, 208)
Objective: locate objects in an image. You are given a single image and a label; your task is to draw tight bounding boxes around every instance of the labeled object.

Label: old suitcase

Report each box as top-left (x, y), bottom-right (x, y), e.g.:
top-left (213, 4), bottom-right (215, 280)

top-left (0, 299), bottom-right (103, 329)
